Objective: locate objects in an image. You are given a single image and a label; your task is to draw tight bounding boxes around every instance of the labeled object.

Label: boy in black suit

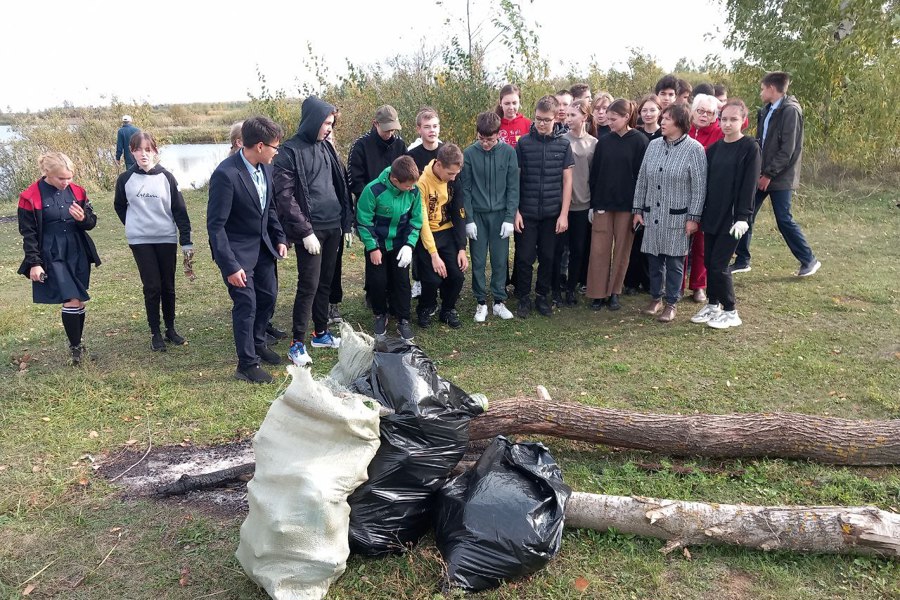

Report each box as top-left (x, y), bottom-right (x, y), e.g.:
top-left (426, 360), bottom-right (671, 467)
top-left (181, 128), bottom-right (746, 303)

top-left (207, 116), bottom-right (288, 383)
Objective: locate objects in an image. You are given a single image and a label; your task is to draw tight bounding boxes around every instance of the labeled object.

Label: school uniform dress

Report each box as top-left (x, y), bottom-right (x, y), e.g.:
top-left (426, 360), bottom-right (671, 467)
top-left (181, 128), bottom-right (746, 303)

top-left (32, 180), bottom-right (92, 303)
top-left (632, 134), bottom-right (707, 305)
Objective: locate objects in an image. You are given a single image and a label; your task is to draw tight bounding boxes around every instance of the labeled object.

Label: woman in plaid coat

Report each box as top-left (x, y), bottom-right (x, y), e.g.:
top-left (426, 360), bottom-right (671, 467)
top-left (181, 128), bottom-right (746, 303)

top-left (632, 103), bottom-right (707, 323)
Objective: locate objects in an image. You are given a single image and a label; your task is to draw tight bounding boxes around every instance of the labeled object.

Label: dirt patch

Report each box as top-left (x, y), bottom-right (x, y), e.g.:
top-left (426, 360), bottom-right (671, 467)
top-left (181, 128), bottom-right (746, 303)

top-left (722, 569), bottom-right (754, 600)
top-left (98, 440), bottom-right (254, 517)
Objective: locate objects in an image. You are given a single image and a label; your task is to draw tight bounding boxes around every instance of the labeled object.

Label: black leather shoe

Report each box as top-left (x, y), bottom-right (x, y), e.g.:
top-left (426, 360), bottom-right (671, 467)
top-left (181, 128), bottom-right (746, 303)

top-left (151, 333), bottom-right (167, 352)
top-left (535, 295), bottom-right (552, 317)
top-left (607, 294), bottom-right (621, 311)
top-left (440, 309), bottom-right (461, 329)
top-left (255, 344), bottom-right (282, 365)
top-left (165, 328), bottom-right (186, 345)
top-left (565, 290), bottom-right (577, 306)
top-left (265, 322), bottom-right (288, 340)
top-left (591, 298), bottom-right (605, 311)
top-left (234, 365), bottom-right (274, 384)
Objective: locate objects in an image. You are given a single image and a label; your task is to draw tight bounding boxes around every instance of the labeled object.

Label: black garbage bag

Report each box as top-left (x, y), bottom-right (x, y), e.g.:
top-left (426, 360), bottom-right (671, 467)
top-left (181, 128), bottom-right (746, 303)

top-left (348, 337), bottom-right (486, 555)
top-left (434, 435), bottom-right (572, 592)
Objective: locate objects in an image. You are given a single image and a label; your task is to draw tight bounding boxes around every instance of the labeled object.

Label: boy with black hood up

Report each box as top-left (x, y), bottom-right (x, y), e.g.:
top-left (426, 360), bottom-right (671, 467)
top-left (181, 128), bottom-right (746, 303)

top-left (273, 96), bottom-right (352, 367)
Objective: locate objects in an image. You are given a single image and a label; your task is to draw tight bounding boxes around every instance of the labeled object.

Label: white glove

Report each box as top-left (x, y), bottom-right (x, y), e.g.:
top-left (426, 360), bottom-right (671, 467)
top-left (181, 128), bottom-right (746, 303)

top-left (500, 222), bottom-right (514, 239)
top-left (396, 245), bottom-right (413, 268)
top-left (344, 232), bottom-right (353, 248)
top-left (587, 210), bottom-right (594, 224)
top-left (729, 220), bottom-right (749, 240)
top-left (465, 223), bottom-right (477, 240)
top-left (302, 233), bottom-right (321, 255)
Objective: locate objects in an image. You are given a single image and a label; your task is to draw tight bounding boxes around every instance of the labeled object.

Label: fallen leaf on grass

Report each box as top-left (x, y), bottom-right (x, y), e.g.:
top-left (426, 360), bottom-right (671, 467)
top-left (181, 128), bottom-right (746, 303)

top-left (124, 439), bottom-right (138, 446)
top-left (41, 417), bottom-right (50, 422)
top-left (88, 431), bottom-right (99, 439)
top-left (683, 548), bottom-right (692, 560)
top-left (179, 565), bottom-right (190, 587)
top-left (573, 576), bottom-right (589, 592)
top-left (32, 466), bottom-right (42, 473)
top-left (22, 584), bottom-right (36, 596)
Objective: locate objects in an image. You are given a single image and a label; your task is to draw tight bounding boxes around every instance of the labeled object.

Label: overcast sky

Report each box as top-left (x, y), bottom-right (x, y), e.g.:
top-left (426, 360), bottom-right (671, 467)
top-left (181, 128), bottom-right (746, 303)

top-left (2, 0), bottom-right (733, 112)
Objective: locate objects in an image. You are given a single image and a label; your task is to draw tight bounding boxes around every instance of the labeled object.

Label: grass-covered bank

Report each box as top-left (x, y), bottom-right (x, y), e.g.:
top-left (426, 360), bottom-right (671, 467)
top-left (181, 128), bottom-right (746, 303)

top-left (0, 185), bottom-right (898, 599)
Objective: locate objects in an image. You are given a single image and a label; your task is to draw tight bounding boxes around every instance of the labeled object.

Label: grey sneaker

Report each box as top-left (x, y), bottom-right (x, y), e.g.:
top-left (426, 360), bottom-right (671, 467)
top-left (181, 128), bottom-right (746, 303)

top-left (797, 260), bottom-right (821, 277)
top-left (374, 314), bottom-right (388, 336)
top-left (397, 319), bottom-right (414, 341)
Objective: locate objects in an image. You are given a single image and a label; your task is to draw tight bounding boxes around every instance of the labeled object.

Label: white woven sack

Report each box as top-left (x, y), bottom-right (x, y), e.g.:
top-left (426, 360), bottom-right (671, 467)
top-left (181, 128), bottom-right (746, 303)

top-left (236, 364), bottom-right (381, 600)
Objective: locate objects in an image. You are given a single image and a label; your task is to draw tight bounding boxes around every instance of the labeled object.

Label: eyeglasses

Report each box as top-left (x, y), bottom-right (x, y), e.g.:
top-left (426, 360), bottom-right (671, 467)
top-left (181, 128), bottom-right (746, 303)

top-left (695, 109), bottom-right (716, 117)
top-left (534, 116), bottom-right (554, 124)
top-left (262, 142), bottom-right (280, 151)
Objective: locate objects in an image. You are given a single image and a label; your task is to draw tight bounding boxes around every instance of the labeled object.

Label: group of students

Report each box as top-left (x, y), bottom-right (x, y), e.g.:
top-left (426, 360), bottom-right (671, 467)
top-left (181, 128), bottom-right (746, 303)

top-left (17, 70), bottom-right (819, 382)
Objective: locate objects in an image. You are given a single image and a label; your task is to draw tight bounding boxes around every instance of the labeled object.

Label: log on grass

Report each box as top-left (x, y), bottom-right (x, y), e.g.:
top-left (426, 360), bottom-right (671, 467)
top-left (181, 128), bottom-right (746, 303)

top-left (469, 387), bottom-right (900, 466)
top-left (155, 463), bottom-right (255, 497)
top-left (566, 492), bottom-right (900, 559)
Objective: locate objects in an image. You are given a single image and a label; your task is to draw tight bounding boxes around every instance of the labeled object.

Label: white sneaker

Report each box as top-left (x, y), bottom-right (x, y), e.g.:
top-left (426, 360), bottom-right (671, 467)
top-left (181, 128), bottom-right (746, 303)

top-left (411, 280), bottom-right (422, 298)
top-left (708, 309), bottom-right (742, 329)
top-left (493, 302), bottom-right (514, 320)
top-left (474, 304), bottom-right (488, 322)
top-left (690, 303), bottom-right (722, 324)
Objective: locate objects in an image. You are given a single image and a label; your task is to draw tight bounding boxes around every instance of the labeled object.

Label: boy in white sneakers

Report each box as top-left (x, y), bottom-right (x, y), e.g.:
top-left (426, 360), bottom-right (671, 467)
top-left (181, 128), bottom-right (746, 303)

top-left (461, 112), bottom-right (520, 321)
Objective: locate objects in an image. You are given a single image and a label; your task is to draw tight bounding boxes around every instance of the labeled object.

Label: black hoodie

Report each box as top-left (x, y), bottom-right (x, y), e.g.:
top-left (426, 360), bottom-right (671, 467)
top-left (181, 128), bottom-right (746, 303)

top-left (273, 96), bottom-right (351, 242)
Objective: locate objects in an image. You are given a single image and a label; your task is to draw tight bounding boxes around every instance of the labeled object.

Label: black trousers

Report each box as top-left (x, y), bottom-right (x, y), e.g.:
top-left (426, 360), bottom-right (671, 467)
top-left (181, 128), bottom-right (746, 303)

top-left (130, 243), bottom-right (177, 333)
top-left (226, 248), bottom-right (278, 369)
top-left (292, 227), bottom-right (342, 341)
top-left (624, 227), bottom-right (651, 291)
top-left (552, 210), bottom-right (590, 293)
top-left (366, 247), bottom-right (411, 320)
top-left (704, 232), bottom-right (740, 311)
top-left (329, 241), bottom-right (343, 304)
top-left (416, 229), bottom-right (464, 314)
top-left (515, 216), bottom-right (557, 299)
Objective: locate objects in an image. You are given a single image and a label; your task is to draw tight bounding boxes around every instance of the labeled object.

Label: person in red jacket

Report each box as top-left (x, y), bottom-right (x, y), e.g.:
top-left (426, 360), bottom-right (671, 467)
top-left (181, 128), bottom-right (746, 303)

top-left (497, 84), bottom-right (532, 148)
top-left (683, 94), bottom-right (725, 304)
top-left (17, 152), bottom-right (101, 365)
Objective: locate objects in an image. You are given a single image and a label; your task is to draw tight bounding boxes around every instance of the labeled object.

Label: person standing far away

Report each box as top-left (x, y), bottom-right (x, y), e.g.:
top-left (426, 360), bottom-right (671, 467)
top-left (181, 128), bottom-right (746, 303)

top-left (116, 115), bottom-right (140, 169)
top-left (731, 71), bottom-right (820, 278)
top-left (347, 104), bottom-right (407, 311)
top-left (496, 84), bottom-right (531, 149)
top-left (207, 116), bottom-right (288, 384)
top-left (273, 96), bottom-right (353, 367)
top-left (462, 111), bottom-right (520, 322)
top-left (228, 120), bottom-right (289, 346)
top-left (513, 95), bottom-right (575, 319)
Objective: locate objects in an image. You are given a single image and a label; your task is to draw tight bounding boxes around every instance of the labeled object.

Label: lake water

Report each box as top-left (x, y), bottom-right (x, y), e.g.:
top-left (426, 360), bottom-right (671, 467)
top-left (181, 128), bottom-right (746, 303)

top-left (0, 125), bottom-right (19, 143)
top-left (158, 143), bottom-right (231, 189)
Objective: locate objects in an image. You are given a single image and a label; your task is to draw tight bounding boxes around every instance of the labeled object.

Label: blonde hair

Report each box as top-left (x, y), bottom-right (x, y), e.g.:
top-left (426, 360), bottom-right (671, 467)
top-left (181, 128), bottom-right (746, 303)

top-left (38, 151), bottom-right (74, 176)
top-left (229, 121), bottom-right (244, 155)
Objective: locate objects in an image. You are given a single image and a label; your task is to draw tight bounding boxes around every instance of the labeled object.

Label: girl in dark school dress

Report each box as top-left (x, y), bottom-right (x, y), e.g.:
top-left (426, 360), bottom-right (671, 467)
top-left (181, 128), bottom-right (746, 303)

top-left (17, 152), bottom-right (101, 364)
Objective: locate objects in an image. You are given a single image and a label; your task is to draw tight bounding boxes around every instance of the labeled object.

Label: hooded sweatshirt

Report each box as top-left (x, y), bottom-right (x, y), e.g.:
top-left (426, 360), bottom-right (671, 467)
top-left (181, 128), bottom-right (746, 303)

top-left (273, 96), bottom-right (351, 242)
top-left (461, 140), bottom-right (519, 222)
top-left (347, 127), bottom-right (407, 199)
top-left (417, 160), bottom-right (465, 254)
top-left (114, 164), bottom-right (192, 246)
top-left (499, 113), bottom-right (531, 148)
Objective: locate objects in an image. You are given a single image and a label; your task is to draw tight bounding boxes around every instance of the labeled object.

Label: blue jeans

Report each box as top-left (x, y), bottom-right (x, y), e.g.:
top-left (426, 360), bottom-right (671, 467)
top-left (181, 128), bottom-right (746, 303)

top-left (735, 189), bottom-right (816, 267)
top-left (647, 253), bottom-right (685, 305)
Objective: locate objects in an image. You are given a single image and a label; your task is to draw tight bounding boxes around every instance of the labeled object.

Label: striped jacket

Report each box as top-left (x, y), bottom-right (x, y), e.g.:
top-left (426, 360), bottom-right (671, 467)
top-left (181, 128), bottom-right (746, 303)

top-left (632, 134), bottom-right (707, 257)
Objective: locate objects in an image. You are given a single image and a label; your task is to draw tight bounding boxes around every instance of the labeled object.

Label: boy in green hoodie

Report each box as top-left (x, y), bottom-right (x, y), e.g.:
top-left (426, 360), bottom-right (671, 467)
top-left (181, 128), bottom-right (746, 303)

top-left (462, 112), bottom-right (520, 322)
top-left (356, 155), bottom-right (423, 341)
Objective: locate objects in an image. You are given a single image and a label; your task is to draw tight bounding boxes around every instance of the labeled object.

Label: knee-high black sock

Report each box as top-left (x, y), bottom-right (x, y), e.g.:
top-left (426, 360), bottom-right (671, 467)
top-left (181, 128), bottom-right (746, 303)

top-left (61, 306), bottom-right (83, 347)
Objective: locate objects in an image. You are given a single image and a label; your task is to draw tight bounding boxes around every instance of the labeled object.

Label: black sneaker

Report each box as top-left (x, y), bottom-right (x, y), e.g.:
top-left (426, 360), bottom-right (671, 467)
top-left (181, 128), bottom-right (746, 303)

top-left (552, 292), bottom-right (563, 308)
top-left (516, 296), bottom-right (531, 319)
top-left (607, 294), bottom-right (621, 311)
top-left (70, 344), bottom-right (84, 366)
top-left (728, 262), bottom-right (751, 274)
top-left (234, 364), bottom-right (274, 384)
top-left (165, 328), bottom-right (186, 345)
top-left (417, 305), bottom-right (436, 328)
top-left (255, 344), bottom-right (282, 365)
top-left (535, 295), bottom-right (552, 317)
top-left (591, 298), bottom-right (605, 311)
top-left (397, 319), bottom-right (414, 341)
top-left (565, 290), bottom-right (577, 306)
top-left (151, 333), bottom-right (167, 352)
top-left (623, 286), bottom-right (638, 296)
top-left (374, 314), bottom-right (388, 336)
top-left (440, 309), bottom-right (461, 329)
top-left (265, 322), bottom-right (288, 340)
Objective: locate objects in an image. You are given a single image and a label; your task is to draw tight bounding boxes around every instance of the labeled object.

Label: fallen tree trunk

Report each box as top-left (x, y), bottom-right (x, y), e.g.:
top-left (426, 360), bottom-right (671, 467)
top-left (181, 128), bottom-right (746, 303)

top-left (566, 492), bottom-right (900, 559)
top-left (468, 387), bottom-right (900, 465)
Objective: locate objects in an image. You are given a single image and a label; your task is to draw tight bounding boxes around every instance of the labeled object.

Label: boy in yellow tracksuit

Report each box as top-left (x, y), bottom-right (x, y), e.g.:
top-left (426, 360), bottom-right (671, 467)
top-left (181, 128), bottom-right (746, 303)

top-left (415, 143), bottom-right (468, 329)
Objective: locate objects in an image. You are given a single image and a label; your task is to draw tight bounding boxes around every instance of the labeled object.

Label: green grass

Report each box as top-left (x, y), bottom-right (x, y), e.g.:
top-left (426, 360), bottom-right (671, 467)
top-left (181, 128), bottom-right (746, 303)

top-left (0, 183), bottom-right (899, 599)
